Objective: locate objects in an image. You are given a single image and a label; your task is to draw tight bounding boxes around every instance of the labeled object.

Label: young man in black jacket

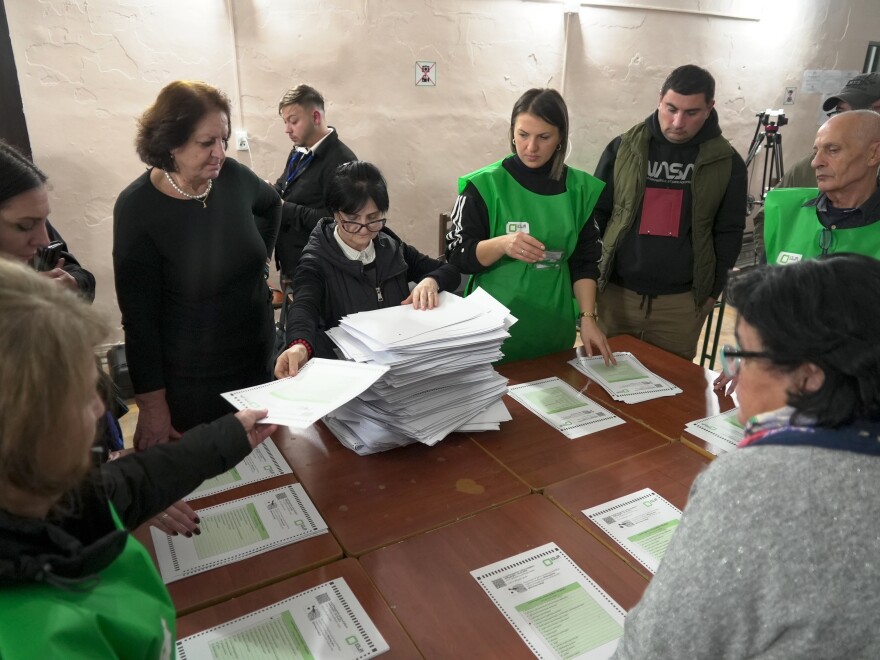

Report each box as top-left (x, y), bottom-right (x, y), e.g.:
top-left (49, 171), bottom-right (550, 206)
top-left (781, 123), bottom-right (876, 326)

top-left (592, 64), bottom-right (746, 360)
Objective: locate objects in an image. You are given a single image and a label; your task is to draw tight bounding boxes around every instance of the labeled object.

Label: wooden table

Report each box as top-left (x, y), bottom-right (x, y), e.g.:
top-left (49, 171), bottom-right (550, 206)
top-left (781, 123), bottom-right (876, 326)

top-left (476, 343), bottom-right (671, 490)
top-left (133, 472), bottom-right (343, 616)
top-left (551, 335), bottom-right (736, 441)
top-left (361, 494), bottom-right (646, 659)
top-left (176, 558), bottom-right (421, 659)
top-left (544, 443), bottom-right (710, 578)
top-left (681, 427), bottom-right (732, 460)
top-left (275, 424), bottom-right (531, 556)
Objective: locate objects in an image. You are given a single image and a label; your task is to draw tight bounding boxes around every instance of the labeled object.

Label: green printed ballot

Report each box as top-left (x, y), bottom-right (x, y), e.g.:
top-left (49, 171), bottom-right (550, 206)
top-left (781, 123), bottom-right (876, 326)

top-left (589, 361), bottom-right (645, 383)
top-left (629, 519), bottom-right (680, 562)
top-left (522, 386), bottom-right (584, 415)
top-left (516, 583), bottom-right (624, 659)
top-left (209, 611), bottom-right (310, 660)
top-left (194, 504), bottom-right (270, 560)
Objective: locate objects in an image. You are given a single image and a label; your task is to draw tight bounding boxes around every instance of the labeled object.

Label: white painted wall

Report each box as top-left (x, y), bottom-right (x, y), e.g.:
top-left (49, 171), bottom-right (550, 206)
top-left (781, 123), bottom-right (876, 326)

top-left (6, 0), bottom-right (879, 338)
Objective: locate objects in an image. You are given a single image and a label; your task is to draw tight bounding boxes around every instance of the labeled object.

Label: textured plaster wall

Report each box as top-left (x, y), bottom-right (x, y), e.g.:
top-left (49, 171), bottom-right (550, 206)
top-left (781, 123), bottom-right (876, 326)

top-left (5, 0), bottom-right (879, 339)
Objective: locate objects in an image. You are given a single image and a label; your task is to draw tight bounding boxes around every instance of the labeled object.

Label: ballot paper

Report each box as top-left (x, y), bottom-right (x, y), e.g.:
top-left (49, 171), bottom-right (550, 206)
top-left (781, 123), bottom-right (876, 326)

top-left (151, 484), bottom-right (328, 584)
top-left (568, 352), bottom-right (682, 403)
top-left (684, 408), bottom-right (744, 453)
top-left (322, 288), bottom-right (514, 454)
top-left (221, 358), bottom-right (388, 427)
top-left (472, 542), bottom-right (626, 660)
top-left (175, 577), bottom-right (389, 660)
top-left (507, 377), bottom-right (625, 439)
top-left (185, 439), bottom-right (292, 501)
top-left (583, 489), bottom-right (683, 575)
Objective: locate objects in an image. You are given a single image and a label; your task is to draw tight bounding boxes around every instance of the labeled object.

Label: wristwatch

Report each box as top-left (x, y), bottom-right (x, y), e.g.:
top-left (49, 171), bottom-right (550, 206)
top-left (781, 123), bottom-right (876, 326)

top-left (578, 311), bottom-right (599, 321)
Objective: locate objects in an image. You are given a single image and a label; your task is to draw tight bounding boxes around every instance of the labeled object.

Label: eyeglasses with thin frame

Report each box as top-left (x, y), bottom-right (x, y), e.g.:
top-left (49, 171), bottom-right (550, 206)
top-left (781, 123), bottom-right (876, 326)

top-left (339, 216), bottom-right (387, 234)
top-left (720, 344), bottom-right (776, 378)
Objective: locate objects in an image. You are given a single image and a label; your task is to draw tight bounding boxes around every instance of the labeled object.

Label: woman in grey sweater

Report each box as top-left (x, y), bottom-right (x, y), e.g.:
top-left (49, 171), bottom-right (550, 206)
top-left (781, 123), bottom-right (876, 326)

top-left (613, 253), bottom-right (880, 660)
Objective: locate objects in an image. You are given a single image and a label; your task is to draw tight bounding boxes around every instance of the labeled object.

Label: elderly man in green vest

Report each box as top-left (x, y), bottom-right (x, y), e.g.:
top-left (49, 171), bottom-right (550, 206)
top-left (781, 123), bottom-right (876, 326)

top-left (592, 64), bottom-right (747, 360)
top-left (764, 110), bottom-right (880, 265)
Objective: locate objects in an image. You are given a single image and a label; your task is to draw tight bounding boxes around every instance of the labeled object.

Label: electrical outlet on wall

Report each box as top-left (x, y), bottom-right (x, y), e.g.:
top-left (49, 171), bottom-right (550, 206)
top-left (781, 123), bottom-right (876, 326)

top-left (235, 130), bottom-right (249, 151)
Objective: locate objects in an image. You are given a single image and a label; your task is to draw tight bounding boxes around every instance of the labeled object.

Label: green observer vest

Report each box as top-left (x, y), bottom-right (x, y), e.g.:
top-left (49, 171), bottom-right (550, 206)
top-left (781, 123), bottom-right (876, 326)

top-left (0, 504), bottom-right (175, 659)
top-left (597, 123), bottom-right (734, 305)
top-left (458, 159), bottom-right (604, 363)
top-left (764, 187), bottom-right (880, 264)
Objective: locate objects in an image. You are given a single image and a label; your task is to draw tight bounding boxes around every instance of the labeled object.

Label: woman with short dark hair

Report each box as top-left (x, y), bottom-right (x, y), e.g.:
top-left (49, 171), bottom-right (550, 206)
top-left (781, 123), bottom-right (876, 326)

top-left (612, 253), bottom-right (880, 659)
top-left (114, 80), bottom-right (281, 449)
top-left (445, 88), bottom-right (612, 364)
top-left (274, 160), bottom-right (459, 378)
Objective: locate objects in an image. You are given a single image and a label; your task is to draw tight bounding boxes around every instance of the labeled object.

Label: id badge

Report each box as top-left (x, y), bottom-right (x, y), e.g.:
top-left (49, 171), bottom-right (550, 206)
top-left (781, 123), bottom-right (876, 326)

top-left (639, 187), bottom-right (683, 237)
top-left (506, 221), bottom-right (530, 235)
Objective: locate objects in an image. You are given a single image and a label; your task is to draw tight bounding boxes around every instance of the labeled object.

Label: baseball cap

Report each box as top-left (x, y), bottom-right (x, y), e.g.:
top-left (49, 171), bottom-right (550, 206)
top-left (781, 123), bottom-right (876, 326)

top-left (822, 73), bottom-right (880, 111)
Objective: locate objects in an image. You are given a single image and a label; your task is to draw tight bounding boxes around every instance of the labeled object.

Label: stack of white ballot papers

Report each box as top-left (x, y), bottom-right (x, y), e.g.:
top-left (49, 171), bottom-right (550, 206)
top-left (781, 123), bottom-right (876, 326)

top-left (684, 408), bottom-right (744, 453)
top-left (568, 352), bottom-right (683, 403)
top-left (321, 288), bottom-right (515, 454)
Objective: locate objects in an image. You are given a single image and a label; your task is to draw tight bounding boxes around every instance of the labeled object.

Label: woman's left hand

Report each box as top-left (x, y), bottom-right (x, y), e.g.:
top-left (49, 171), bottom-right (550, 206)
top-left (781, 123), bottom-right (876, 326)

top-left (150, 500), bottom-right (200, 537)
top-left (579, 317), bottom-right (616, 366)
top-left (402, 277), bottom-right (440, 310)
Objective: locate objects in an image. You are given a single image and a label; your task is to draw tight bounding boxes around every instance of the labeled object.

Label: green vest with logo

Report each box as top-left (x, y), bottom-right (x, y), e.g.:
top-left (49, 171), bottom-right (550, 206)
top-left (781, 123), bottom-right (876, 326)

top-left (765, 187), bottom-right (880, 264)
top-left (458, 159), bottom-right (604, 362)
top-left (0, 504), bottom-right (176, 659)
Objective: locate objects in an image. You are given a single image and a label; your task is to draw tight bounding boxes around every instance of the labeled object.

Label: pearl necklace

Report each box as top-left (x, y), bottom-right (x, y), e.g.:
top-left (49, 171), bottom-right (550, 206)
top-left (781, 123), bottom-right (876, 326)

top-left (164, 171), bottom-right (212, 208)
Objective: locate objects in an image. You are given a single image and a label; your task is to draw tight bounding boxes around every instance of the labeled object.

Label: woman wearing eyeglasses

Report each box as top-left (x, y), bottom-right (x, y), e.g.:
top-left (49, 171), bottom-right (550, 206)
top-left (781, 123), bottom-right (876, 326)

top-left (274, 161), bottom-right (459, 378)
top-left (612, 253), bottom-right (880, 660)
top-left (114, 81), bottom-right (281, 450)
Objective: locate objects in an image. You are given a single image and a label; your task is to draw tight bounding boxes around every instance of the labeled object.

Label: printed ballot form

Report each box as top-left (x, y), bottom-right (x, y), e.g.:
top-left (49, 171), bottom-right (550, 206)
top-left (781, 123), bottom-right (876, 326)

top-left (583, 489), bottom-right (682, 575)
top-left (176, 577), bottom-right (389, 660)
top-left (185, 439), bottom-right (292, 501)
top-left (684, 408), bottom-right (744, 453)
top-left (472, 543), bottom-right (626, 660)
top-left (507, 377), bottom-right (625, 439)
top-left (568, 353), bottom-right (682, 403)
top-left (151, 484), bottom-right (328, 584)
top-left (221, 358), bottom-right (389, 428)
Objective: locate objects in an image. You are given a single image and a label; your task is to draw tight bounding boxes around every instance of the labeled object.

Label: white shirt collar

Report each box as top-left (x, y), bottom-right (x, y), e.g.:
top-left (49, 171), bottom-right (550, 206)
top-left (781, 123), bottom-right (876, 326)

top-left (306, 127), bottom-right (334, 154)
top-left (333, 224), bottom-right (376, 264)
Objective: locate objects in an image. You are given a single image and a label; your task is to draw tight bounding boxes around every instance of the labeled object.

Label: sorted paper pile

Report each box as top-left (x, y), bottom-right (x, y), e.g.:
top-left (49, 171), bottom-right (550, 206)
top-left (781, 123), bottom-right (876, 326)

top-left (567, 352), bottom-right (682, 403)
top-left (323, 288), bottom-right (515, 454)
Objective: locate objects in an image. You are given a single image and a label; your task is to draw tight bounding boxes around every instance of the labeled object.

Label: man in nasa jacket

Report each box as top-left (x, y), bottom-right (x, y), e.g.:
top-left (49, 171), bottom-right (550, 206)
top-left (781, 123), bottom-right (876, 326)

top-left (591, 64), bottom-right (746, 359)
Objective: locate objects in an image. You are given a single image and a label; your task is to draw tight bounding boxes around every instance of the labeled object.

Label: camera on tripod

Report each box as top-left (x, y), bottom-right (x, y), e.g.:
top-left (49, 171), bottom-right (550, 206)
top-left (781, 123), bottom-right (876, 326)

top-left (745, 108), bottom-right (788, 214)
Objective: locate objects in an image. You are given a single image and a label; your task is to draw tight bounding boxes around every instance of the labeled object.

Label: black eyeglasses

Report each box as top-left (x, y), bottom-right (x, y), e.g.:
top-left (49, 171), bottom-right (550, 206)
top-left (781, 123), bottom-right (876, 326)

top-left (720, 345), bottom-right (775, 377)
top-left (826, 108), bottom-right (844, 118)
top-left (339, 217), bottom-right (387, 234)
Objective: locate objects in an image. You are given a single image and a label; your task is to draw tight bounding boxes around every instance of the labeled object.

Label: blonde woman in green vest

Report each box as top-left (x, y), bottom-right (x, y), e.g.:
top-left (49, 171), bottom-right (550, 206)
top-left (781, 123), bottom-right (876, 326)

top-left (445, 88), bottom-right (613, 364)
top-left (0, 259), bottom-right (276, 658)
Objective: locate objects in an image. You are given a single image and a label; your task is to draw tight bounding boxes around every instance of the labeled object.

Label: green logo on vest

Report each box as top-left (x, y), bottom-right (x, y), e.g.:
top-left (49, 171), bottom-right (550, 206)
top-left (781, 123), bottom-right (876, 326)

top-left (777, 251), bottom-right (803, 265)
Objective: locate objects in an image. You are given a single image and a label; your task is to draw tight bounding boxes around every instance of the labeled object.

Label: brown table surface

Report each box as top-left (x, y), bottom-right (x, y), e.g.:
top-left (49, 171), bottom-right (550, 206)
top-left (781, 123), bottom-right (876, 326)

top-left (133, 472), bottom-right (343, 616)
top-left (477, 342), bottom-right (670, 490)
top-left (176, 558), bottom-right (421, 659)
top-left (544, 443), bottom-right (710, 579)
top-left (361, 494), bottom-right (646, 659)
top-left (275, 424), bottom-right (531, 557)
top-left (510, 335), bottom-right (737, 443)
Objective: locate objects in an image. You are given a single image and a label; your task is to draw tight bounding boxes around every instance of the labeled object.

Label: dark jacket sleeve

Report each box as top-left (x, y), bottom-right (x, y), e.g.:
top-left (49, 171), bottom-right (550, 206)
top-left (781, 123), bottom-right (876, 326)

top-left (445, 182), bottom-right (492, 274)
top-left (46, 221), bottom-right (96, 302)
top-left (402, 241), bottom-right (461, 292)
top-left (252, 176), bottom-right (282, 256)
top-left (568, 217), bottom-right (602, 282)
top-left (710, 151), bottom-right (748, 298)
top-left (591, 137), bottom-right (622, 236)
top-left (285, 254), bottom-right (326, 351)
top-left (101, 414), bottom-right (252, 529)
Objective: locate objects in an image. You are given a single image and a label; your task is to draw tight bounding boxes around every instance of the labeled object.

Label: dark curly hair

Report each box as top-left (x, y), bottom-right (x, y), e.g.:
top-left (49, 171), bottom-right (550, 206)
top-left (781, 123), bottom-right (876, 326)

top-left (726, 254), bottom-right (880, 427)
top-left (135, 80), bottom-right (231, 171)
